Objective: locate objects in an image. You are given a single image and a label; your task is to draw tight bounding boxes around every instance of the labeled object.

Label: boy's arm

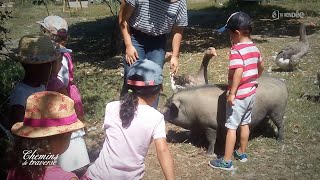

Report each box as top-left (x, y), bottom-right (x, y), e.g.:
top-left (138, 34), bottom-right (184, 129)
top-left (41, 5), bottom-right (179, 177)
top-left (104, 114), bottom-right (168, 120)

top-left (258, 60), bottom-right (264, 77)
top-left (228, 68), bottom-right (243, 106)
top-left (229, 68), bottom-right (243, 95)
top-left (155, 138), bottom-right (175, 180)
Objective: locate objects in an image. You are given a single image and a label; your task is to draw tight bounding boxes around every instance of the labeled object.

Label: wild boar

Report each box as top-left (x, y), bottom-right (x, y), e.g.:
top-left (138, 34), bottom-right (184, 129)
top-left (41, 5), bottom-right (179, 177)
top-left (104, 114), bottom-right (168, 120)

top-left (162, 76), bottom-right (288, 156)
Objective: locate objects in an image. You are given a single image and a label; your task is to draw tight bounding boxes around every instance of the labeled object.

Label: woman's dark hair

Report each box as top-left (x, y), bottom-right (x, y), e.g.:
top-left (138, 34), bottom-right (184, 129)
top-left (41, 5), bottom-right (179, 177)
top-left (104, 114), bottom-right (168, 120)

top-left (120, 74), bottom-right (161, 128)
top-left (7, 135), bottom-right (51, 180)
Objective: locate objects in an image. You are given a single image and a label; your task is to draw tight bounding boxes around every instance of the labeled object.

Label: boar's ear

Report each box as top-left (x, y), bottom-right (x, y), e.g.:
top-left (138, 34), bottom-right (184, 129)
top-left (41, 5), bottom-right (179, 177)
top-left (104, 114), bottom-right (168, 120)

top-left (170, 100), bottom-right (180, 119)
top-left (172, 100), bottom-right (180, 109)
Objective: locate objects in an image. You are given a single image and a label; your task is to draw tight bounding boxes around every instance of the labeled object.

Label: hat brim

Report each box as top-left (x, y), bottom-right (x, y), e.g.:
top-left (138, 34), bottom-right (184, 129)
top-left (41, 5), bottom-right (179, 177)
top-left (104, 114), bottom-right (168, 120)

top-left (36, 21), bottom-right (45, 27)
top-left (36, 21), bottom-right (51, 32)
top-left (11, 119), bottom-right (85, 138)
top-left (16, 55), bottom-right (58, 64)
top-left (37, 21), bottom-right (58, 35)
top-left (217, 25), bottom-right (227, 33)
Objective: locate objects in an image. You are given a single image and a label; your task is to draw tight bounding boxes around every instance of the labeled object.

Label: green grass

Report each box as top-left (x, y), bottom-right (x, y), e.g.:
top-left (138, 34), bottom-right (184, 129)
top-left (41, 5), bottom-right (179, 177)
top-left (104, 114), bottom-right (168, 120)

top-left (1, 1), bottom-right (320, 179)
top-left (5, 3), bottom-right (112, 40)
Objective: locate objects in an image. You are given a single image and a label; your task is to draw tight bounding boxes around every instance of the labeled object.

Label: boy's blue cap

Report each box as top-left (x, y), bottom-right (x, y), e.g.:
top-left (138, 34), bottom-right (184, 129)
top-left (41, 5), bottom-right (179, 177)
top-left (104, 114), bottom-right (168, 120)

top-left (217, 26), bottom-right (227, 33)
top-left (217, 12), bottom-right (251, 33)
top-left (127, 59), bottom-right (163, 86)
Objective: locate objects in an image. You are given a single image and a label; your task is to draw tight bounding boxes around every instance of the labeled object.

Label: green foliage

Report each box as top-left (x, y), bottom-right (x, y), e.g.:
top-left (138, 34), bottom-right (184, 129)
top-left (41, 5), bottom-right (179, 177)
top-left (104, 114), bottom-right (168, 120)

top-left (0, 7), bottom-right (12, 58)
top-left (0, 60), bottom-right (23, 107)
top-left (0, 3), bottom-right (21, 113)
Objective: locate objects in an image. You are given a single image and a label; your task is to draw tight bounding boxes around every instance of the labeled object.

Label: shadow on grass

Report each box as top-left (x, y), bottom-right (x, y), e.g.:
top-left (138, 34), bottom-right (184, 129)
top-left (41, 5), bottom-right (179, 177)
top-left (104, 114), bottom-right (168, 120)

top-left (67, 16), bottom-right (122, 70)
top-left (65, 1), bottom-right (320, 68)
top-left (166, 117), bottom-right (278, 156)
top-left (180, 2), bottom-right (320, 53)
top-left (167, 129), bottom-right (209, 150)
top-left (249, 119), bottom-right (278, 140)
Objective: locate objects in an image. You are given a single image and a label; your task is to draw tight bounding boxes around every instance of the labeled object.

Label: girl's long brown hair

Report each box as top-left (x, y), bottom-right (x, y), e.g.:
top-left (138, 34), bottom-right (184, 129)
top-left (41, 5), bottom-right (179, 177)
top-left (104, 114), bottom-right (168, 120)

top-left (120, 74), bottom-right (161, 128)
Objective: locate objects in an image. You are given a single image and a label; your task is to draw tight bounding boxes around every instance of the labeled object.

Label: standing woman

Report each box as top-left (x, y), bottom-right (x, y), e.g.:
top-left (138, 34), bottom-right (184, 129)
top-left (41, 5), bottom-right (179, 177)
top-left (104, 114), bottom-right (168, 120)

top-left (119, 0), bottom-right (188, 99)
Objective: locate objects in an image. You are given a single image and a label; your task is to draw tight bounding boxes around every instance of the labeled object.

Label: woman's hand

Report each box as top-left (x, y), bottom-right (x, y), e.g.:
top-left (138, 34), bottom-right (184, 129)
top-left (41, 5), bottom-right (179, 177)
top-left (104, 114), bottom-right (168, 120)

top-left (170, 56), bottom-right (179, 75)
top-left (227, 93), bottom-right (235, 106)
top-left (126, 45), bottom-right (139, 65)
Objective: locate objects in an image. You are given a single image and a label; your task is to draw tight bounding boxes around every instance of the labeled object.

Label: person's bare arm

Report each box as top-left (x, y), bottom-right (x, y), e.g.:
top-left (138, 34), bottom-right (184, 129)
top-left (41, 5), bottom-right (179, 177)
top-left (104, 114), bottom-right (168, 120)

top-left (9, 105), bottom-right (25, 127)
top-left (155, 138), bottom-right (175, 180)
top-left (228, 68), bottom-right (243, 106)
top-left (119, 0), bottom-right (138, 65)
top-left (258, 61), bottom-right (264, 77)
top-left (170, 26), bottom-right (184, 74)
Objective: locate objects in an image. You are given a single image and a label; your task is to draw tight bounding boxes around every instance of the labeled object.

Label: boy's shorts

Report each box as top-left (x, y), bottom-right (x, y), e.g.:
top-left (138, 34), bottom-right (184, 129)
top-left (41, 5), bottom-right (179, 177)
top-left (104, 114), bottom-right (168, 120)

top-left (225, 93), bottom-right (256, 130)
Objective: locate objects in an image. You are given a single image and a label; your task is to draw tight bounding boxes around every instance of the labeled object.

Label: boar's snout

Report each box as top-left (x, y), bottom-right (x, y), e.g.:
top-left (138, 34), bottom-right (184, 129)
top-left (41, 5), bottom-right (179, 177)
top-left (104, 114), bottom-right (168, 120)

top-left (161, 102), bottom-right (179, 123)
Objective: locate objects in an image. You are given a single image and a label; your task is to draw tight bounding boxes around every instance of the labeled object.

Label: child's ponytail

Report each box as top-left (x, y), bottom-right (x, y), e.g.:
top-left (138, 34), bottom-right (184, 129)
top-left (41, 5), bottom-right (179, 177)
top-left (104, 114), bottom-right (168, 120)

top-left (120, 71), bottom-right (162, 128)
top-left (120, 84), bottom-right (161, 128)
top-left (120, 90), bottom-right (139, 128)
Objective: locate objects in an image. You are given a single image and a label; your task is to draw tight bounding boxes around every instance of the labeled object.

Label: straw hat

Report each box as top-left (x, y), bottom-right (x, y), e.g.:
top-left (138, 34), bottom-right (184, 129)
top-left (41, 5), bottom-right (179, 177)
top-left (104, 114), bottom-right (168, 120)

top-left (37, 16), bottom-right (68, 35)
top-left (11, 91), bottom-right (84, 138)
top-left (14, 34), bottom-right (60, 64)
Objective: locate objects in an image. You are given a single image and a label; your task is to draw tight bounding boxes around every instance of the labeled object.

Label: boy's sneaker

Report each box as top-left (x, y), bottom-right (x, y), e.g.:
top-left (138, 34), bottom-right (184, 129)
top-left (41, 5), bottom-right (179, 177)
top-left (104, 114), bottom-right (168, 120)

top-left (208, 158), bottom-right (235, 171)
top-left (234, 150), bottom-right (248, 162)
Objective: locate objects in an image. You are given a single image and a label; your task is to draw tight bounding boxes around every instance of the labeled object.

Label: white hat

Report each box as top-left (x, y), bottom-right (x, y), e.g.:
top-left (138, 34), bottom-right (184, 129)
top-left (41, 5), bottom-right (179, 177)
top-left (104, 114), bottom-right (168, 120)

top-left (37, 16), bottom-right (68, 35)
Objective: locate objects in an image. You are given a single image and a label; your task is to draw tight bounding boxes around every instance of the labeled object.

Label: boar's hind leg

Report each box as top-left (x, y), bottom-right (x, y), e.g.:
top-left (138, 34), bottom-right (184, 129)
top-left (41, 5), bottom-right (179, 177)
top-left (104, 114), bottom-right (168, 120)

top-left (205, 128), bottom-right (216, 156)
top-left (270, 113), bottom-right (285, 141)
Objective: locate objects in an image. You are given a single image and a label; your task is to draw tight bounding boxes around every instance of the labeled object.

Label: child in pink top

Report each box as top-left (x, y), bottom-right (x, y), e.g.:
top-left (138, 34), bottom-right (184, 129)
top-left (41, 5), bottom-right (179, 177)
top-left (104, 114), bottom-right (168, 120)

top-left (82, 60), bottom-right (175, 180)
top-left (38, 16), bottom-right (90, 173)
top-left (38, 15), bottom-right (85, 119)
top-left (7, 91), bottom-right (85, 180)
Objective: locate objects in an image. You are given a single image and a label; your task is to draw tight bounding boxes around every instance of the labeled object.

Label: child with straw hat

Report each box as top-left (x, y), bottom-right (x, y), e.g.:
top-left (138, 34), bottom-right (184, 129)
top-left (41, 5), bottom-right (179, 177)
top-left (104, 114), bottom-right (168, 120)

top-left (7, 91), bottom-right (84, 180)
top-left (7, 34), bottom-right (62, 129)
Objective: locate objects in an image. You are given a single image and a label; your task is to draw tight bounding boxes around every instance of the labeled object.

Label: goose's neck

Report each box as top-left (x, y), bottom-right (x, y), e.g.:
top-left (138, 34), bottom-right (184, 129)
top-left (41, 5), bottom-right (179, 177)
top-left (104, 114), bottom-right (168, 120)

top-left (299, 24), bottom-right (307, 42)
top-left (197, 55), bottom-right (211, 84)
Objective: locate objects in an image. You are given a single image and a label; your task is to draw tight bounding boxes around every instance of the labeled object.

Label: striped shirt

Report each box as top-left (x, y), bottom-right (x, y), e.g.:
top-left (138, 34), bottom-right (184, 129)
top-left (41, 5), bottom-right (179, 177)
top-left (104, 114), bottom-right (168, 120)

top-left (228, 42), bottom-right (262, 99)
top-left (126, 0), bottom-right (188, 36)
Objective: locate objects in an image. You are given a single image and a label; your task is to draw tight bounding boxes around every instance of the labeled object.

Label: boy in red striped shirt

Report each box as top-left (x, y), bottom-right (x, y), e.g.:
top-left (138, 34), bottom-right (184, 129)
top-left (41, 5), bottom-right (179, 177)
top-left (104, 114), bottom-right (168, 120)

top-left (209, 12), bottom-right (264, 170)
